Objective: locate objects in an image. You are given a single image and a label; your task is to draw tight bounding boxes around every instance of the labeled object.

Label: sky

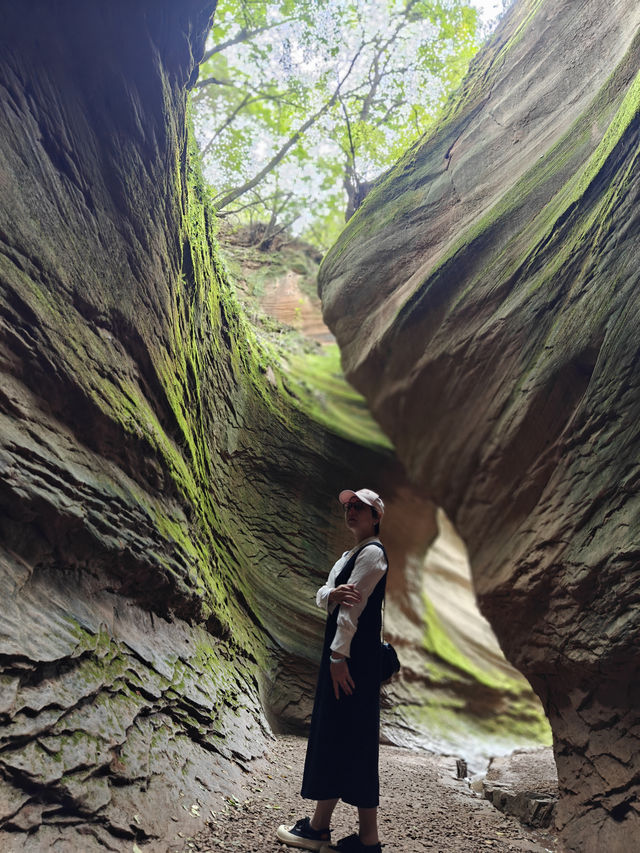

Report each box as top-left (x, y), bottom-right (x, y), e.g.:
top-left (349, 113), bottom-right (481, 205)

top-left (474, 0), bottom-right (509, 29)
top-left (477, 0), bottom-right (504, 15)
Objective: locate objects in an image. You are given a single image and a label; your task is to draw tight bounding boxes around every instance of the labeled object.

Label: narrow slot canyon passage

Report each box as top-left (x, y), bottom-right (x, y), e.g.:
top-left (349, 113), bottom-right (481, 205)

top-left (2, 1), bottom-right (639, 852)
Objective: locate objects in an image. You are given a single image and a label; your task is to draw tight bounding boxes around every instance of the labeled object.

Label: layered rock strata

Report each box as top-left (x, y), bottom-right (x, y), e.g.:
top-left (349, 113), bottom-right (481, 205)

top-left (0, 2), bottom-right (417, 849)
top-left (380, 507), bottom-right (549, 768)
top-left (482, 747), bottom-right (558, 829)
top-left (0, 0), bottom-right (555, 849)
top-left (319, 0), bottom-right (640, 850)
top-left (0, 1), bottom-right (507, 849)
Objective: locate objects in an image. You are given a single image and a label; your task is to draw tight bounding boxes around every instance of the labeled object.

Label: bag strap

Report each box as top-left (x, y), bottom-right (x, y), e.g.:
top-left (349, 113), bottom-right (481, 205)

top-left (357, 540), bottom-right (390, 643)
top-left (381, 598), bottom-right (387, 643)
top-left (341, 540), bottom-right (389, 641)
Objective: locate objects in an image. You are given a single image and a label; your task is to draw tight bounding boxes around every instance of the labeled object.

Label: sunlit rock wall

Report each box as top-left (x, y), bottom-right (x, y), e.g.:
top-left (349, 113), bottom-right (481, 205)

top-left (319, 0), bottom-right (640, 850)
top-left (380, 505), bottom-right (549, 769)
top-left (218, 227), bottom-right (332, 343)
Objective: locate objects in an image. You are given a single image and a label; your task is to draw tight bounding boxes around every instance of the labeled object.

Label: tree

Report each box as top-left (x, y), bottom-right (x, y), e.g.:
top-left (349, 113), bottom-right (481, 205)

top-left (192, 0), bottom-right (484, 249)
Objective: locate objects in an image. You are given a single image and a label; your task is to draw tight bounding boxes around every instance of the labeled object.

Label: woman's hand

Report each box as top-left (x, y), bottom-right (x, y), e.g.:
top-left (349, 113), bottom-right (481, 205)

top-left (330, 658), bottom-right (355, 699)
top-left (328, 583), bottom-right (361, 607)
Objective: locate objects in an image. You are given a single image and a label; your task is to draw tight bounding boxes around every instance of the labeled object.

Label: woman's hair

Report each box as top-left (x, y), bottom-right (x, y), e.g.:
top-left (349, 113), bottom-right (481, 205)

top-left (372, 508), bottom-right (380, 536)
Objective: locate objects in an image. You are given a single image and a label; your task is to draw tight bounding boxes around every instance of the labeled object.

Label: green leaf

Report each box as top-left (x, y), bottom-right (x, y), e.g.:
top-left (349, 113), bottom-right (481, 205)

top-left (194, 0), bottom-right (490, 239)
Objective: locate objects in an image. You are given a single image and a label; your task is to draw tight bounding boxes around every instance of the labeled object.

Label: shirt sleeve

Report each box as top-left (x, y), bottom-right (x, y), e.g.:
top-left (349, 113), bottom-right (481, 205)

top-left (316, 553), bottom-right (349, 610)
top-left (330, 543), bottom-right (387, 658)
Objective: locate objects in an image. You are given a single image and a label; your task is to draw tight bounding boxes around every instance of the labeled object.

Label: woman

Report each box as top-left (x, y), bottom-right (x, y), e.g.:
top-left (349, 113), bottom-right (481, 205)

top-left (277, 488), bottom-right (388, 853)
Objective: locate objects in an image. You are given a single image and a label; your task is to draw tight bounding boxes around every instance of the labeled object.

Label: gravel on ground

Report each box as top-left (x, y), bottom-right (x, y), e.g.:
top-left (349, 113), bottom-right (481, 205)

top-left (170, 735), bottom-right (558, 853)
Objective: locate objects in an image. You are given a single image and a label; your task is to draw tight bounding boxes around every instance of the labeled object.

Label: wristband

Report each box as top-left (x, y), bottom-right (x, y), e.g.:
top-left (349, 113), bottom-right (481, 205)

top-left (330, 655), bottom-right (346, 664)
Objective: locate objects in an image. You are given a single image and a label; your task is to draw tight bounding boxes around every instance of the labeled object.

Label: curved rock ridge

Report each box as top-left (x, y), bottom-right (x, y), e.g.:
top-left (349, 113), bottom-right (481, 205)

top-left (381, 506), bottom-right (550, 770)
top-left (319, 0), bottom-right (640, 849)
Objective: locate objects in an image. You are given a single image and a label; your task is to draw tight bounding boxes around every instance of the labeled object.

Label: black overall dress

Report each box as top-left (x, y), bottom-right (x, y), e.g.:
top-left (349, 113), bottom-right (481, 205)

top-left (301, 541), bottom-right (387, 808)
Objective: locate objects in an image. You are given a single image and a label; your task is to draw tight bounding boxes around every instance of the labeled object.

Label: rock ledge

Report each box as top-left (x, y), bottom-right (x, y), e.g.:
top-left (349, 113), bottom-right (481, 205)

top-left (482, 748), bottom-right (558, 829)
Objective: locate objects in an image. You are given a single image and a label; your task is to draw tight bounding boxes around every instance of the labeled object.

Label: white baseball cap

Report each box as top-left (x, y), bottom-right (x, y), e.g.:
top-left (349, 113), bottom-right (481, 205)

top-left (338, 488), bottom-right (384, 519)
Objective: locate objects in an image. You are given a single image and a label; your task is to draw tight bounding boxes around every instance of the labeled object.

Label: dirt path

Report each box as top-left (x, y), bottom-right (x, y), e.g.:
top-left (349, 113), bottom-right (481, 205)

top-left (170, 735), bottom-right (557, 853)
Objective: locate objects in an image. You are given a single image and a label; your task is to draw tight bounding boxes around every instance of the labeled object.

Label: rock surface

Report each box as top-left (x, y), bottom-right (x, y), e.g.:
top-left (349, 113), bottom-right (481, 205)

top-left (482, 748), bottom-right (558, 829)
top-left (0, 2), bottom-right (537, 850)
top-left (0, 2), bottom-right (418, 849)
top-left (380, 506), bottom-right (550, 771)
top-left (318, 0), bottom-right (640, 850)
top-left (219, 228), bottom-right (333, 343)
top-left (0, 0), bottom-right (554, 849)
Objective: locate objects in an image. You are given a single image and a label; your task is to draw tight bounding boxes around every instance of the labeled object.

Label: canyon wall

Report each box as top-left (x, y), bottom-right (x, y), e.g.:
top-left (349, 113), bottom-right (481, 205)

top-left (0, 2), bottom-right (542, 850)
top-left (0, 2), bottom-right (425, 850)
top-left (319, 0), bottom-right (640, 850)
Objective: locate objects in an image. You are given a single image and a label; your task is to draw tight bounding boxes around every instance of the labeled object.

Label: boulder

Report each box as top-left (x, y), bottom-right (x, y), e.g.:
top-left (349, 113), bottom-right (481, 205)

top-left (482, 747), bottom-right (558, 829)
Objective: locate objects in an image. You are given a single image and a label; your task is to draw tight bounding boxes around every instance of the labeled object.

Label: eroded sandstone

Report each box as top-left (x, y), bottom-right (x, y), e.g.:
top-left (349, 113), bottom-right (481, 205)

top-left (0, 2), bottom-right (413, 848)
top-left (318, 0), bottom-right (640, 849)
top-left (482, 747), bottom-right (558, 829)
top-left (0, 0), bottom-right (555, 849)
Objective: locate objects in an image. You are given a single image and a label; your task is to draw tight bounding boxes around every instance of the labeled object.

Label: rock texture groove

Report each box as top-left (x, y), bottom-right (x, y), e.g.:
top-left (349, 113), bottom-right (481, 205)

top-left (318, 1), bottom-right (640, 850)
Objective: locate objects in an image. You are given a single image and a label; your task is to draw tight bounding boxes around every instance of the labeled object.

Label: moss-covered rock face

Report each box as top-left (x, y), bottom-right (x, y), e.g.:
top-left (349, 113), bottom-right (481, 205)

top-left (0, 2), bottom-right (406, 849)
top-left (319, 0), bottom-right (640, 849)
top-left (0, 3), bottom-right (465, 850)
top-left (0, 2), bottom-right (552, 849)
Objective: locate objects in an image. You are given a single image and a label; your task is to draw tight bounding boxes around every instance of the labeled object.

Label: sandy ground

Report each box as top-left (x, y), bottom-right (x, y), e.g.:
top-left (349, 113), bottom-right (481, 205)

top-left (171, 735), bottom-right (558, 853)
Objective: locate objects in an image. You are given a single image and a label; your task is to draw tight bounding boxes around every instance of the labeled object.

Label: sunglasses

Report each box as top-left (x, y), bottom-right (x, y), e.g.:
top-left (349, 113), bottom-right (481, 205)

top-left (344, 501), bottom-right (367, 512)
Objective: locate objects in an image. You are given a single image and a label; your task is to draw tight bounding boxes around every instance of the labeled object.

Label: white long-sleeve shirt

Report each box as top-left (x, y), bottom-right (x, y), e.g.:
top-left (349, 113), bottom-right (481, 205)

top-left (316, 537), bottom-right (387, 658)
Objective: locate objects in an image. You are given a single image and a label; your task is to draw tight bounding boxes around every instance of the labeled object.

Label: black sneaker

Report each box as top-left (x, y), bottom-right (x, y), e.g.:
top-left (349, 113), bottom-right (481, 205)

top-left (320, 834), bottom-right (383, 852)
top-left (277, 816), bottom-right (332, 850)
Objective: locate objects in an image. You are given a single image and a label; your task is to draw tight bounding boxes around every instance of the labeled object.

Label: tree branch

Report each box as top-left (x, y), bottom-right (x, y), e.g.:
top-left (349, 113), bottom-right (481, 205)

top-left (340, 95), bottom-right (357, 173)
top-left (193, 75), bottom-right (298, 109)
top-left (200, 94), bottom-right (252, 158)
top-left (194, 75), bottom-right (237, 90)
top-left (198, 87), bottom-right (300, 156)
top-left (213, 47), bottom-right (364, 211)
top-left (257, 213), bottom-right (300, 250)
top-left (201, 18), bottom-right (295, 63)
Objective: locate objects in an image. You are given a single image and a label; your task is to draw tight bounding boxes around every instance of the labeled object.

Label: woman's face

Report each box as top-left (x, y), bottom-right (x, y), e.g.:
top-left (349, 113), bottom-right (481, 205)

top-left (343, 499), bottom-right (377, 540)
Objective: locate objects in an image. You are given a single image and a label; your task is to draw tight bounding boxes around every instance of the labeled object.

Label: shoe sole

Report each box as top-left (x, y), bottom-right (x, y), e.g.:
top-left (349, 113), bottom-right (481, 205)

top-left (276, 824), bottom-right (327, 850)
